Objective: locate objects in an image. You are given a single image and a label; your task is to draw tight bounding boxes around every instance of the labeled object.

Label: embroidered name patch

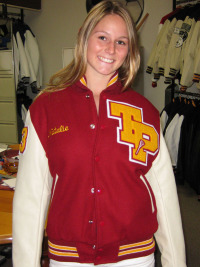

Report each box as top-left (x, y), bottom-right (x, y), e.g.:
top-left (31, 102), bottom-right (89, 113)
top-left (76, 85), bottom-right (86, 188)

top-left (48, 125), bottom-right (69, 138)
top-left (107, 100), bottom-right (159, 166)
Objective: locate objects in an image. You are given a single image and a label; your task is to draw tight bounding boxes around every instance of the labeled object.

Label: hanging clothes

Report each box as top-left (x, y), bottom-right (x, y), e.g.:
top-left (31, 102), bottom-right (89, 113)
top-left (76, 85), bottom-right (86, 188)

top-left (12, 19), bottom-right (43, 94)
top-left (146, 3), bottom-right (200, 91)
top-left (161, 94), bottom-right (200, 197)
top-left (12, 19), bottom-right (43, 123)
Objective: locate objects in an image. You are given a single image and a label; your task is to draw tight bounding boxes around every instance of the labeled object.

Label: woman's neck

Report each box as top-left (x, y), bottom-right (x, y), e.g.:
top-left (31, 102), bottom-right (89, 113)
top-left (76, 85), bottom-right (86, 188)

top-left (85, 74), bottom-right (111, 114)
top-left (86, 75), bottom-right (110, 95)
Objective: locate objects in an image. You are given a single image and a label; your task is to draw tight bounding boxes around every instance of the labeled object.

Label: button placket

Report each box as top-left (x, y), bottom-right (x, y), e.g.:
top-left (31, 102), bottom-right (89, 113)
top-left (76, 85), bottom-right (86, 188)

top-left (90, 124), bottom-right (95, 129)
top-left (91, 188), bottom-right (95, 194)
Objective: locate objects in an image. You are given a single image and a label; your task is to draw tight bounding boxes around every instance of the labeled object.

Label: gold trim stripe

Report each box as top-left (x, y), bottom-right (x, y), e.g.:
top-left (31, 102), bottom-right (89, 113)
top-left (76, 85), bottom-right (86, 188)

top-left (119, 237), bottom-right (154, 251)
top-left (80, 73), bottom-right (118, 88)
top-left (80, 77), bottom-right (87, 86)
top-left (118, 240), bottom-right (155, 257)
top-left (107, 73), bottom-right (118, 87)
top-left (48, 240), bottom-right (77, 251)
top-left (49, 248), bottom-right (79, 258)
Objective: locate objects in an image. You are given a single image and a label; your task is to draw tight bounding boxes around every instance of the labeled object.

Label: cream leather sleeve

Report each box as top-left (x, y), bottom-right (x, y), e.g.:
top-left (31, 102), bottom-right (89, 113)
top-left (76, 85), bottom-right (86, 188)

top-left (158, 18), bottom-right (177, 73)
top-left (146, 21), bottom-right (167, 74)
top-left (146, 130), bottom-right (187, 267)
top-left (12, 111), bottom-right (53, 267)
top-left (193, 25), bottom-right (200, 83)
top-left (180, 21), bottom-right (200, 88)
top-left (164, 19), bottom-right (183, 80)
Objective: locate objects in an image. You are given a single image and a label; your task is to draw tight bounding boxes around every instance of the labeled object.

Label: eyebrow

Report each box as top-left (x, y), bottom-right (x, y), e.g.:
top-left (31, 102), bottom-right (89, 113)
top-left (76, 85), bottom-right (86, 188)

top-left (94, 31), bottom-right (129, 39)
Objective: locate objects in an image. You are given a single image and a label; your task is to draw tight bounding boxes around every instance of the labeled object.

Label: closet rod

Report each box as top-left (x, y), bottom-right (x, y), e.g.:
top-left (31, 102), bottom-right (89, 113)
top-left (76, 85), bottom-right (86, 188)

top-left (0, 4), bottom-right (24, 21)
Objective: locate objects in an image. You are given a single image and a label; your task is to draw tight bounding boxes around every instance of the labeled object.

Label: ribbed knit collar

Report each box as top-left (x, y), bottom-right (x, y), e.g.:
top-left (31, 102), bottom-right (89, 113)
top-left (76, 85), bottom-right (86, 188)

top-left (80, 72), bottom-right (118, 88)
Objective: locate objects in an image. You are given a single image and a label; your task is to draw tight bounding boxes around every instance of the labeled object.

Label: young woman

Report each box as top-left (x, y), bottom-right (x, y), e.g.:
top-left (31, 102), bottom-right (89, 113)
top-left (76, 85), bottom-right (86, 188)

top-left (12, 1), bottom-right (187, 267)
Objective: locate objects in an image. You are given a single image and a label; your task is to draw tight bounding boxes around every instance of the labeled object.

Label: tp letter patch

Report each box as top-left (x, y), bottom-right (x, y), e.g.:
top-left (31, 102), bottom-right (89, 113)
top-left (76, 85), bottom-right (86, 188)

top-left (107, 100), bottom-right (159, 166)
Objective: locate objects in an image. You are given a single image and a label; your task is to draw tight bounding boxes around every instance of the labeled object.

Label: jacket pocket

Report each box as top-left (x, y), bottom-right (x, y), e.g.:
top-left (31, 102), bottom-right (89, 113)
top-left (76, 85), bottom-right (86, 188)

top-left (138, 171), bottom-right (155, 213)
top-left (51, 174), bottom-right (59, 202)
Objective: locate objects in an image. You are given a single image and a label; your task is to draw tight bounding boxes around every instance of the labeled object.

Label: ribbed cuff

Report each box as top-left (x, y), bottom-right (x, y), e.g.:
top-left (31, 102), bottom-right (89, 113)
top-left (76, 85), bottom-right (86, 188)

top-left (193, 73), bottom-right (200, 83)
top-left (164, 77), bottom-right (172, 84)
top-left (146, 66), bottom-right (153, 74)
top-left (169, 68), bottom-right (177, 77)
top-left (159, 68), bottom-right (164, 76)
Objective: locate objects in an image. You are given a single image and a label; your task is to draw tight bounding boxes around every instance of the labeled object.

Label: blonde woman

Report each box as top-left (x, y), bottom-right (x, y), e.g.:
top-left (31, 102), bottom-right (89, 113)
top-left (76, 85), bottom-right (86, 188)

top-left (13, 1), bottom-right (186, 267)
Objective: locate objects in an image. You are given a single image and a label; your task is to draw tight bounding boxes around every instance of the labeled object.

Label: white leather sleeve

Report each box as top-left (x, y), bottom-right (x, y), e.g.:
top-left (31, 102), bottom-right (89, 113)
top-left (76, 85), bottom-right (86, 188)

top-left (146, 130), bottom-right (187, 267)
top-left (180, 20), bottom-right (200, 87)
top-left (12, 110), bottom-right (53, 267)
top-left (146, 21), bottom-right (167, 73)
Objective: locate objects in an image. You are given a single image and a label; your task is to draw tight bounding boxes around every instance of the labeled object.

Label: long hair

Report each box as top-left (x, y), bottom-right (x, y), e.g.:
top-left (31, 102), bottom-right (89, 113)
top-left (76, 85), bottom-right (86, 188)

top-left (40, 0), bottom-right (140, 95)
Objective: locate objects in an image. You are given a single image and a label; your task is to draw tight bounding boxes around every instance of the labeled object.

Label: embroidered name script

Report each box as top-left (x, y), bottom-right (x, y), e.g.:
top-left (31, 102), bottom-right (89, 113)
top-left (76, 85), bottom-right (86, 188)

top-left (107, 100), bottom-right (159, 166)
top-left (48, 125), bottom-right (69, 138)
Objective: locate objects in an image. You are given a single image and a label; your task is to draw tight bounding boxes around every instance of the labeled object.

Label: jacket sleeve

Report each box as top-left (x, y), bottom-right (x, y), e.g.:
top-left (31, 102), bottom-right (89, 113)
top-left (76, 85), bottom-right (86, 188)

top-left (158, 18), bottom-right (177, 76)
top-left (193, 22), bottom-right (200, 83)
top-left (180, 20), bottom-right (200, 90)
top-left (146, 130), bottom-right (187, 267)
top-left (146, 20), bottom-right (168, 74)
top-left (164, 19), bottom-right (184, 83)
top-left (12, 110), bottom-right (53, 267)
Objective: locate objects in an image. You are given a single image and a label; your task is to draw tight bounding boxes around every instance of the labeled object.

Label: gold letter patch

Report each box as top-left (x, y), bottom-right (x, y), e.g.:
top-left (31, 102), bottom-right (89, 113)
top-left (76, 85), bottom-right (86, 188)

top-left (107, 100), bottom-right (159, 166)
top-left (19, 127), bottom-right (28, 154)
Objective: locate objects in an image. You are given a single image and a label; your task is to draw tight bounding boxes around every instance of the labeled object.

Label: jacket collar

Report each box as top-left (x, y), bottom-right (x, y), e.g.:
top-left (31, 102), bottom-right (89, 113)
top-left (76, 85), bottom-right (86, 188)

top-left (80, 72), bottom-right (119, 89)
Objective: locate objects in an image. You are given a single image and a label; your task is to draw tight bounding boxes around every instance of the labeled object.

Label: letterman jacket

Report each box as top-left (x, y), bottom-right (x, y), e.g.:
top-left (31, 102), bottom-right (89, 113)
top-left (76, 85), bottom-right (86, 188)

top-left (12, 75), bottom-right (186, 267)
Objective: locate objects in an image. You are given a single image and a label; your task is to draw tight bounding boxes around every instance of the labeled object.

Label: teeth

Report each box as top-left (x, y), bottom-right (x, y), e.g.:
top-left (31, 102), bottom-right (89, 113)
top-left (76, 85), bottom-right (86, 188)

top-left (99, 56), bottom-right (114, 63)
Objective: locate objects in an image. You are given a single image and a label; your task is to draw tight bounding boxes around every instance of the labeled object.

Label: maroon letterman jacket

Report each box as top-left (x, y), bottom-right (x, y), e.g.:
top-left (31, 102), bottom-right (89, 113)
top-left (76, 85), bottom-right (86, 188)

top-left (12, 74), bottom-right (187, 267)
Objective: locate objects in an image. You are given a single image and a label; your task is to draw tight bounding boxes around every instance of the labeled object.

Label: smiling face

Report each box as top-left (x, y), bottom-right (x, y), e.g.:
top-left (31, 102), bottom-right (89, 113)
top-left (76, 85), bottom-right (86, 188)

top-left (85, 14), bottom-right (129, 81)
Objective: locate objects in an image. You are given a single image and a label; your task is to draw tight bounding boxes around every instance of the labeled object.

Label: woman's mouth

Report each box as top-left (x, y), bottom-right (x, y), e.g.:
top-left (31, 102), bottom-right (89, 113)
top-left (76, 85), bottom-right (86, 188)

top-left (98, 56), bottom-right (114, 63)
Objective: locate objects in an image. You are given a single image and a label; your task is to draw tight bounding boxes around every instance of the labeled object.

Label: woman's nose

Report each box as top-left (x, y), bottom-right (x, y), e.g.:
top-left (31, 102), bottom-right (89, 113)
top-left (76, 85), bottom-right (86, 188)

top-left (105, 42), bottom-right (115, 54)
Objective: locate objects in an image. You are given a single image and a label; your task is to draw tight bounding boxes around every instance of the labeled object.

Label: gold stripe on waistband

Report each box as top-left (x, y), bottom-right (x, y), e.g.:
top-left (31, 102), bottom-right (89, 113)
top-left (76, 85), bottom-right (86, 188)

top-left (49, 248), bottom-right (79, 258)
top-left (48, 240), bottom-right (77, 252)
top-left (118, 239), bottom-right (155, 257)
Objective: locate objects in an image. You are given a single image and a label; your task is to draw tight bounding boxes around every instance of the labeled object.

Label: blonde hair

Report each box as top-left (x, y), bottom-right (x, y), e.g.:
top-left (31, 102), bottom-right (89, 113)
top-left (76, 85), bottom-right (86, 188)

top-left (40, 0), bottom-right (140, 95)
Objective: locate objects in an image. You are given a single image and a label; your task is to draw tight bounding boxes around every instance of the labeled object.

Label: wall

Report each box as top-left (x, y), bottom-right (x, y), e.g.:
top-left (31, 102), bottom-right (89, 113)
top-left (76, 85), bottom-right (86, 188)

top-left (24, 0), bottom-right (172, 112)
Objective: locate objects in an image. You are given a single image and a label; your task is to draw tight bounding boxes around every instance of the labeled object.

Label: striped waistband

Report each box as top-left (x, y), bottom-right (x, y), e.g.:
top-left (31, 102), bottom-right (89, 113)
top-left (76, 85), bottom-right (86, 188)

top-left (48, 237), bottom-right (155, 260)
top-left (118, 237), bottom-right (155, 257)
top-left (48, 240), bottom-right (79, 258)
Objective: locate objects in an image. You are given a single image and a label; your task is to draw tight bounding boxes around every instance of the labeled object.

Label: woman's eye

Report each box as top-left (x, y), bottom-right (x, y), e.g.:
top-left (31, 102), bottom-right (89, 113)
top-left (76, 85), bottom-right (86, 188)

top-left (117, 40), bottom-right (126, 45)
top-left (99, 36), bottom-right (106, 41)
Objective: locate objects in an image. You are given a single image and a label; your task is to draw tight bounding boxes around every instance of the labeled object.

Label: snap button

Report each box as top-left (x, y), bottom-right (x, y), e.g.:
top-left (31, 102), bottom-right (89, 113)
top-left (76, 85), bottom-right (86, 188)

top-left (97, 189), bottom-right (102, 194)
top-left (90, 124), bottom-right (95, 129)
top-left (86, 94), bottom-right (90, 98)
top-left (93, 245), bottom-right (96, 249)
top-left (89, 220), bottom-right (93, 224)
top-left (91, 188), bottom-right (95, 193)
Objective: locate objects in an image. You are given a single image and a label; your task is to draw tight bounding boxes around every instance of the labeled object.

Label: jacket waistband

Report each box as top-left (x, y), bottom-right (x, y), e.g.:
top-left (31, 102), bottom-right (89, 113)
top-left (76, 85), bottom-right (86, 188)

top-left (48, 237), bottom-right (155, 264)
top-left (118, 237), bottom-right (155, 257)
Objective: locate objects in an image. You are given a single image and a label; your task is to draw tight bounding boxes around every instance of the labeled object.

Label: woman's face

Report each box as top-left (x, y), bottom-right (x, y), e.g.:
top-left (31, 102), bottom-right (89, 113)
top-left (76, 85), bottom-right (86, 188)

top-left (86, 14), bottom-right (129, 80)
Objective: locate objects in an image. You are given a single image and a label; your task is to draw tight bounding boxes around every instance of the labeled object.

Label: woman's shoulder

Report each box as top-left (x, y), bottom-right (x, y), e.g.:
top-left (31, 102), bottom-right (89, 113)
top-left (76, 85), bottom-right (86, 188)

top-left (123, 88), bottom-right (159, 114)
top-left (31, 88), bottom-right (68, 108)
